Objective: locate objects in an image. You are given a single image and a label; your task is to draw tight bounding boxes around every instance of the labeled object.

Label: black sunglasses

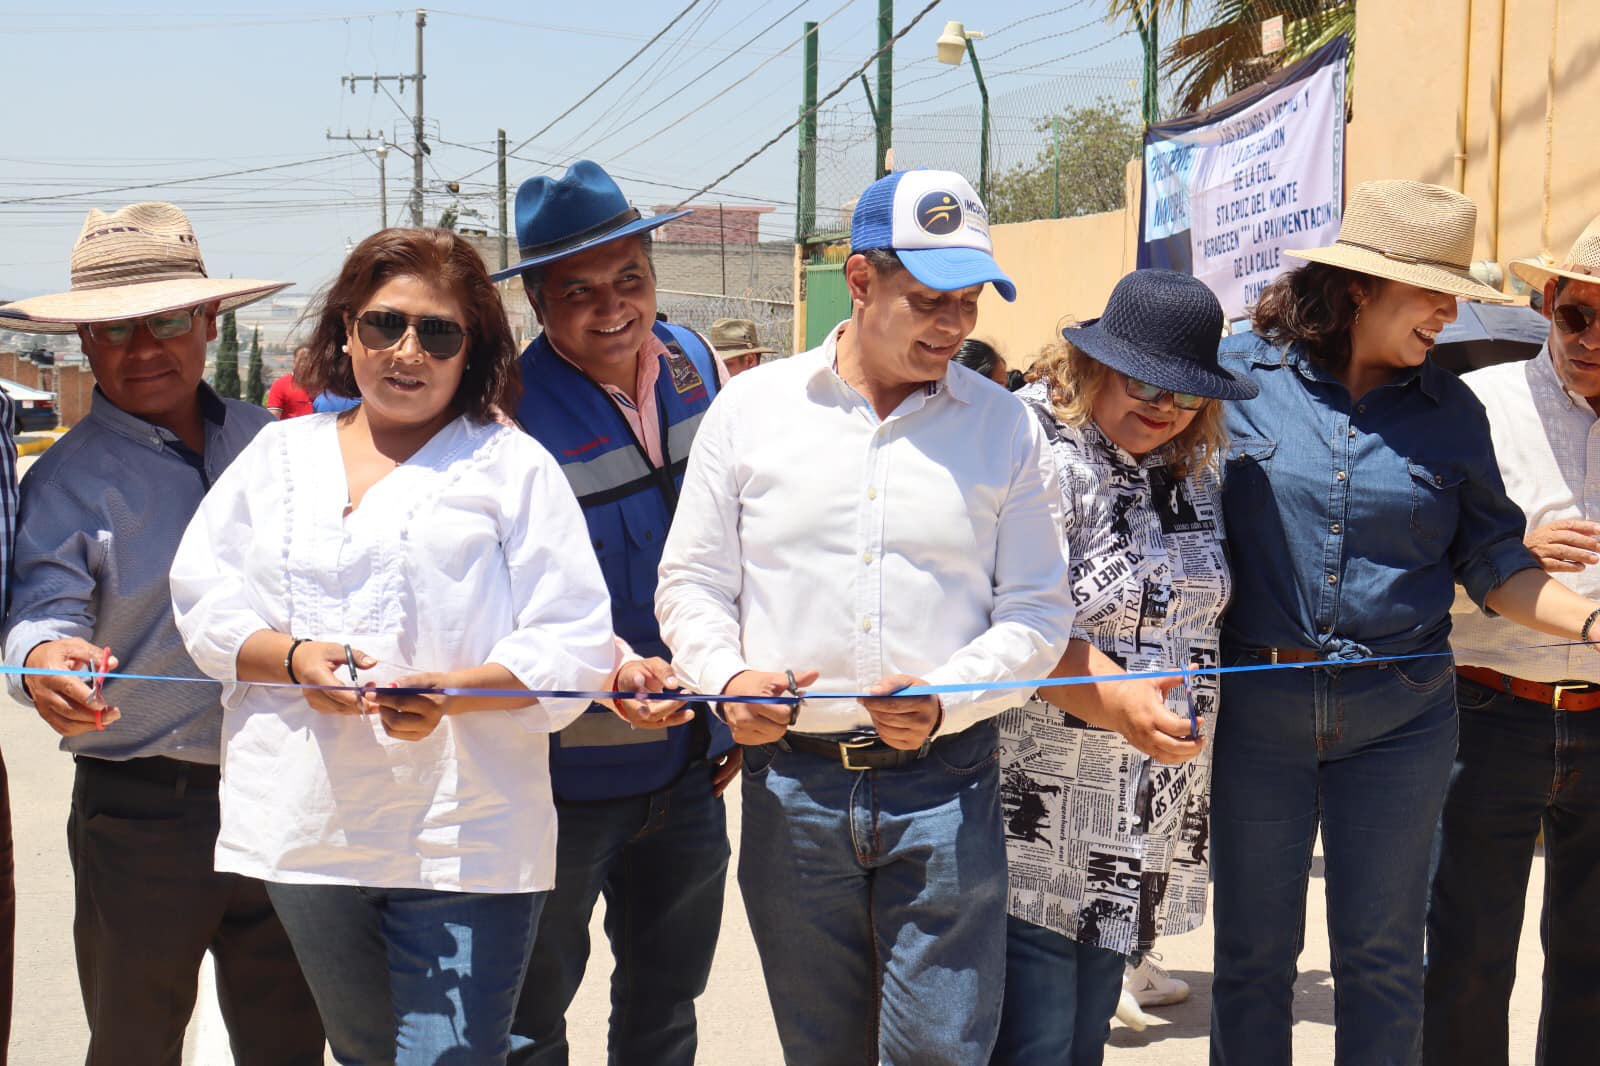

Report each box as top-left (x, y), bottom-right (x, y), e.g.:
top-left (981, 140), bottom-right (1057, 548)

top-left (1124, 376), bottom-right (1207, 411)
top-left (354, 309), bottom-right (467, 359)
top-left (1553, 302), bottom-right (1599, 337)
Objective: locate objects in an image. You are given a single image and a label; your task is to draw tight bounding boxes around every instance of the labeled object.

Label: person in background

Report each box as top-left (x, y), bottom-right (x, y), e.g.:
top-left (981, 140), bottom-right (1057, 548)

top-left (992, 270), bottom-right (1252, 1065)
top-left (656, 169), bottom-right (1075, 1065)
top-left (709, 317), bottom-right (776, 377)
top-left (953, 336), bottom-right (1009, 386)
top-left (1425, 216), bottom-right (1600, 1065)
top-left (1210, 180), bottom-right (1600, 1064)
top-left (311, 389), bottom-right (359, 413)
top-left (170, 227), bottom-right (614, 1064)
top-left (0, 202), bottom-right (323, 1065)
top-left (492, 159), bottom-right (735, 1066)
top-left (265, 352), bottom-right (314, 418)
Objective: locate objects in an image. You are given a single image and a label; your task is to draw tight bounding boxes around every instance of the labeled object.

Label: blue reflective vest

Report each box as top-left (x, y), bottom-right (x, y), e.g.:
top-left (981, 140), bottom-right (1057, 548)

top-left (515, 321), bottom-right (734, 801)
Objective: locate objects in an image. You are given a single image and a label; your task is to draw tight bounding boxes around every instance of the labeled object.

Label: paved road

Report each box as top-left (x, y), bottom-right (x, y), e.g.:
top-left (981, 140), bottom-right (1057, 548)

top-left (1, 446), bottom-right (1550, 1064)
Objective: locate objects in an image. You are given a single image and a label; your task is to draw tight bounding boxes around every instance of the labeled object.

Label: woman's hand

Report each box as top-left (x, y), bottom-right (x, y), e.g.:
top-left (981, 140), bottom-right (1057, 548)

top-left (367, 673), bottom-right (452, 742)
top-left (293, 641), bottom-right (378, 716)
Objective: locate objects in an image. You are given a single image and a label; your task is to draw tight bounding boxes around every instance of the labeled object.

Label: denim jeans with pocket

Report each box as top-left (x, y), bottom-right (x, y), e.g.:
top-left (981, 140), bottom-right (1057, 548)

top-left (1423, 673), bottom-right (1600, 1066)
top-left (737, 720), bottom-right (1007, 1066)
top-left (266, 882), bottom-right (543, 1066)
top-left (992, 914), bottom-right (1125, 1066)
top-left (1209, 650), bottom-right (1458, 1066)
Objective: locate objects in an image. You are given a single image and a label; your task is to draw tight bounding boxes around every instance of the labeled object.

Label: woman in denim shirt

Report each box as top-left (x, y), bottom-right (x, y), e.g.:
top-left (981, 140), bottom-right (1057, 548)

top-left (1210, 181), bottom-right (1600, 1064)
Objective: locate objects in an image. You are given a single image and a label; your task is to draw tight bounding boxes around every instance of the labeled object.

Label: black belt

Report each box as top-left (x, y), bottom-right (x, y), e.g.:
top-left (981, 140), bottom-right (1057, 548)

top-left (75, 754), bottom-right (220, 794)
top-left (779, 731), bottom-right (934, 771)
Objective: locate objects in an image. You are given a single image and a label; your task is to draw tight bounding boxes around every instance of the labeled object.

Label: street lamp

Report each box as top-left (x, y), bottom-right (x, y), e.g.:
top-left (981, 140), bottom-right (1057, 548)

top-left (936, 20), bottom-right (989, 203)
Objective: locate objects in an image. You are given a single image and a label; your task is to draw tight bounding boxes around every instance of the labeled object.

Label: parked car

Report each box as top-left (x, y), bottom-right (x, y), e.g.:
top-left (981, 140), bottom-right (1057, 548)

top-left (0, 378), bottom-right (59, 433)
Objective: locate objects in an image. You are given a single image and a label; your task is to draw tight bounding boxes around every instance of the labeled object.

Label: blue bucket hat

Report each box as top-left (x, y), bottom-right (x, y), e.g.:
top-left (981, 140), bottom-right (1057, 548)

top-left (1062, 270), bottom-right (1259, 401)
top-left (850, 170), bottom-right (1016, 301)
top-left (490, 160), bottom-right (689, 282)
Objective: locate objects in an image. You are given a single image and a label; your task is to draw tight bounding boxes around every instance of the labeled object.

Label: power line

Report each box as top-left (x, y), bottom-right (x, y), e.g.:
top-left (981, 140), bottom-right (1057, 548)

top-left (457, 0), bottom-right (710, 182)
top-left (0, 152), bottom-right (364, 206)
top-left (666, 0), bottom-right (943, 211)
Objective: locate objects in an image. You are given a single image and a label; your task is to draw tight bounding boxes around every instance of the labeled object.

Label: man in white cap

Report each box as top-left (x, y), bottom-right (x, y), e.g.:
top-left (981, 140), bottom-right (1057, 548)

top-left (0, 203), bottom-right (324, 1064)
top-left (656, 170), bottom-right (1074, 1063)
top-left (1426, 218), bottom-right (1600, 1065)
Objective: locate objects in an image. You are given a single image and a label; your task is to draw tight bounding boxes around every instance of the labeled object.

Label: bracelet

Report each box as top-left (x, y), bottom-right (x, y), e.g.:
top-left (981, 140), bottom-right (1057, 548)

top-left (1583, 608), bottom-right (1600, 645)
top-left (284, 638), bottom-right (309, 685)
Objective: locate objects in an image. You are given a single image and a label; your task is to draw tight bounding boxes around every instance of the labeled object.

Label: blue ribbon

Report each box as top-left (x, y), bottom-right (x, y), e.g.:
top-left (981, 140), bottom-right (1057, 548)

top-left (12, 640), bottom-right (1593, 704)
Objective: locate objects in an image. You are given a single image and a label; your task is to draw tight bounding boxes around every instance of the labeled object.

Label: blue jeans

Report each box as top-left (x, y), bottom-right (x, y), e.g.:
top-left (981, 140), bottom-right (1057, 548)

top-left (738, 721), bottom-right (1007, 1066)
top-left (508, 762), bottom-right (729, 1065)
top-left (992, 915), bottom-right (1125, 1066)
top-left (266, 882), bottom-right (543, 1066)
top-left (1209, 654), bottom-right (1457, 1066)
top-left (1423, 674), bottom-right (1600, 1066)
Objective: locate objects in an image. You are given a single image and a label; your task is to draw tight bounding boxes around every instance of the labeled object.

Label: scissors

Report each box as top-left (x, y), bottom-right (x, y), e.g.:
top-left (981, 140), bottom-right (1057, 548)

top-left (89, 645), bottom-right (112, 731)
top-left (1181, 671), bottom-right (1200, 741)
top-left (784, 669), bottom-right (804, 726)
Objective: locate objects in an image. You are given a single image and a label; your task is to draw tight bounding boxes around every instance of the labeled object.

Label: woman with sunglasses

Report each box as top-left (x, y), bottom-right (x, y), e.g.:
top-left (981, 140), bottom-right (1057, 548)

top-left (1209, 181), bottom-right (1600, 1064)
top-left (169, 228), bottom-right (614, 1065)
top-left (992, 270), bottom-right (1256, 1065)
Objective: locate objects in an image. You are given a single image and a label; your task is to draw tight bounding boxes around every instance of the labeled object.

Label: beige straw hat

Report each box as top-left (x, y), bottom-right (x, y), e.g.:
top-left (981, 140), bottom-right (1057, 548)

top-left (1510, 215), bottom-right (1600, 291)
top-left (1284, 179), bottom-right (1510, 303)
top-left (708, 318), bottom-right (776, 359)
top-left (0, 202), bottom-right (290, 335)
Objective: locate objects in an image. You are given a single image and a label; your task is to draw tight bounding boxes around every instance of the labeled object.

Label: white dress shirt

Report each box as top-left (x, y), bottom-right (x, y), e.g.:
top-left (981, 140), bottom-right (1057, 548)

top-left (170, 413), bottom-right (614, 893)
top-left (1451, 348), bottom-right (1600, 682)
top-left (655, 323), bottom-right (1075, 736)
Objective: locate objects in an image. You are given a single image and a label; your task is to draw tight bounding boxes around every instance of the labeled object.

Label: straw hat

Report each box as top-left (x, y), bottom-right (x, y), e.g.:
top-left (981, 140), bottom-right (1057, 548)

top-left (0, 202), bottom-right (290, 335)
top-left (708, 318), bottom-right (775, 359)
top-left (1511, 215), bottom-right (1600, 291)
top-left (1284, 180), bottom-right (1510, 303)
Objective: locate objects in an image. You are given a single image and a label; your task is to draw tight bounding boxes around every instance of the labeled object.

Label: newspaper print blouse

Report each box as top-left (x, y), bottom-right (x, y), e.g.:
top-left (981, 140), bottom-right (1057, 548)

top-left (999, 382), bottom-right (1228, 955)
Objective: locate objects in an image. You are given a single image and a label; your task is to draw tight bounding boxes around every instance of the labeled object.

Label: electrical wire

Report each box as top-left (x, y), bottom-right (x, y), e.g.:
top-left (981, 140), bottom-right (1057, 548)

top-left (664, 0), bottom-right (943, 211)
top-left (0, 153), bottom-right (365, 207)
top-left (456, 0), bottom-right (711, 182)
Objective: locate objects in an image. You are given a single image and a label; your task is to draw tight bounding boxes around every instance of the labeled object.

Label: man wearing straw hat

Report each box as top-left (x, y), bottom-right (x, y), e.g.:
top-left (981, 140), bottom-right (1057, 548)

top-left (1426, 217), bottom-right (1600, 1065)
top-left (0, 203), bottom-right (325, 1064)
top-left (495, 161), bottom-right (736, 1066)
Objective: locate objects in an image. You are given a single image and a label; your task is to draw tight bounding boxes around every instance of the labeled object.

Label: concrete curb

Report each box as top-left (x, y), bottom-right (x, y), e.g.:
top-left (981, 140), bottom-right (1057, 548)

top-left (16, 429), bottom-right (64, 456)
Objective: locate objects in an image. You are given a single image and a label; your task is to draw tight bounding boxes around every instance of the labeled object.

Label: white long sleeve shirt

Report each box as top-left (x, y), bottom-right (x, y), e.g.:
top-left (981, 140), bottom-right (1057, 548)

top-left (1451, 348), bottom-right (1600, 682)
top-left (170, 413), bottom-right (614, 893)
top-left (655, 323), bottom-right (1075, 736)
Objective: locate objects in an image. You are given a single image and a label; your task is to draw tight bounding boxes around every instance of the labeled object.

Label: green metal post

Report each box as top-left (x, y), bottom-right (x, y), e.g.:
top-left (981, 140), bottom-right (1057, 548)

top-left (796, 21), bottom-right (819, 243)
top-left (875, 0), bottom-right (893, 176)
top-left (967, 37), bottom-right (989, 204)
top-left (1052, 116), bottom-right (1061, 218)
top-left (1137, 2), bottom-right (1159, 126)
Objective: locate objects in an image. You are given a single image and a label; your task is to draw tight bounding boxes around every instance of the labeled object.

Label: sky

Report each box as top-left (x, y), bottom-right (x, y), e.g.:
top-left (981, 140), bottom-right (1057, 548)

top-left (0, 1), bottom-right (1147, 302)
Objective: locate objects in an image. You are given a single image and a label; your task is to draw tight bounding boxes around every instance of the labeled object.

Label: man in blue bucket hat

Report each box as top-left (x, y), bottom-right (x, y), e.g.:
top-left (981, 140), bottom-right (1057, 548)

top-left (498, 160), bottom-right (735, 1066)
top-left (656, 169), bottom-right (1074, 1063)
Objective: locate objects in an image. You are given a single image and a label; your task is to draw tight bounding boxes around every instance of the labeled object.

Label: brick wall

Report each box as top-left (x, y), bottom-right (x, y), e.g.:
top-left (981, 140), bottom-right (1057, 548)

top-left (653, 241), bottom-right (794, 299)
top-left (652, 205), bottom-right (771, 246)
top-left (0, 350), bottom-right (96, 428)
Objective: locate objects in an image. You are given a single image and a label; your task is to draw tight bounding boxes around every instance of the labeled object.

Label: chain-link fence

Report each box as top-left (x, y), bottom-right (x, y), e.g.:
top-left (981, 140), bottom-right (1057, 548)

top-left (798, 1), bottom-right (1355, 240)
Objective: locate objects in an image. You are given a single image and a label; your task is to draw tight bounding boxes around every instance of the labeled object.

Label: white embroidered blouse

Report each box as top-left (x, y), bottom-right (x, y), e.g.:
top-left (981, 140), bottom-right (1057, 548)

top-left (170, 413), bottom-right (614, 893)
top-left (998, 382), bottom-right (1229, 954)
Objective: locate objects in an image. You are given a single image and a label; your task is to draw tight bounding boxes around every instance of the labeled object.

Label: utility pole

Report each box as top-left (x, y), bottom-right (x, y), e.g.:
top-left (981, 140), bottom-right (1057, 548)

top-left (325, 129), bottom-right (390, 229)
top-left (497, 128), bottom-right (509, 271)
top-left (875, 0), bottom-right (893, 177)
top-left (339, 8), bottom-right (427, 226)
top-left (796, 21), bottom-right (819, 242)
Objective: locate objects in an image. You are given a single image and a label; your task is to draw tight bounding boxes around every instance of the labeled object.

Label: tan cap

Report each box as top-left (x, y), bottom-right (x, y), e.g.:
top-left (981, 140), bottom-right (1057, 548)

top-left (709, 318), bottom-right (776, 358)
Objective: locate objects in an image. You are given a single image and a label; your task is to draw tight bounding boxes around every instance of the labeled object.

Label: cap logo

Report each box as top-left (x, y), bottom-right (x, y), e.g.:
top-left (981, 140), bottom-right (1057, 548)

top-left (916, 191), bottom-right (963, 236)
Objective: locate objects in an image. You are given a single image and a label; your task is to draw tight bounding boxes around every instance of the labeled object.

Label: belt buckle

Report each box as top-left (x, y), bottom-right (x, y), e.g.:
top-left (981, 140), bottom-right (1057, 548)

top-left (839, 737), bottom-right (876, 771)
top-left (1268, 648), bottom-right (1281, 665)
top-left (1552, 681), bottom-right (1594, 710)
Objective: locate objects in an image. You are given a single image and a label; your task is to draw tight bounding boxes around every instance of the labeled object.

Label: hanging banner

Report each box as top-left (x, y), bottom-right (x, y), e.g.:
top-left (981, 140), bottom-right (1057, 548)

top-left (1138, 36), bottom-right (1347, 320)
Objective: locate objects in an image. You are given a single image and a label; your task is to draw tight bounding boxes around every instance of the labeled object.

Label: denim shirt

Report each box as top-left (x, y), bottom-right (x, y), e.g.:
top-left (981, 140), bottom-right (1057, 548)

top-left (1218, 331), bottom-right (1537, 659)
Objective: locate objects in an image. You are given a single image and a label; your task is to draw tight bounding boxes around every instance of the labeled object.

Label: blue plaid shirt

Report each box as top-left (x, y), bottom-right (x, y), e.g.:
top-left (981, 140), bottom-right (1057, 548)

top-left (1218, 331), bottom-right (1538, 660)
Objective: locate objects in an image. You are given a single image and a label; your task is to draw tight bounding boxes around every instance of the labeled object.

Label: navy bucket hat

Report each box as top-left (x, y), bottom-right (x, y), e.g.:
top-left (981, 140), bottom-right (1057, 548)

top-left (1062, 270), bottom-right (1258, 401)
top-left (490, 160), bottom-right (688, 282)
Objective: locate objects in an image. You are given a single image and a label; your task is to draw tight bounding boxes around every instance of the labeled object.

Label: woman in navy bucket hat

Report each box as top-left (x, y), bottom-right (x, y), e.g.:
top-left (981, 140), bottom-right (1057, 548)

top-left (992, 269), bottom-right (1247, 1065)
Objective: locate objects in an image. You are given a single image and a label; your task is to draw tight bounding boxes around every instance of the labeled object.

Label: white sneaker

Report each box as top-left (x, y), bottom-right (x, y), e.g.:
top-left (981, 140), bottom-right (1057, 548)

top-left (1126, 954), bottom-right (1190, 1008)
top-left (1114, 978), bottom-right (1149, 1031)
